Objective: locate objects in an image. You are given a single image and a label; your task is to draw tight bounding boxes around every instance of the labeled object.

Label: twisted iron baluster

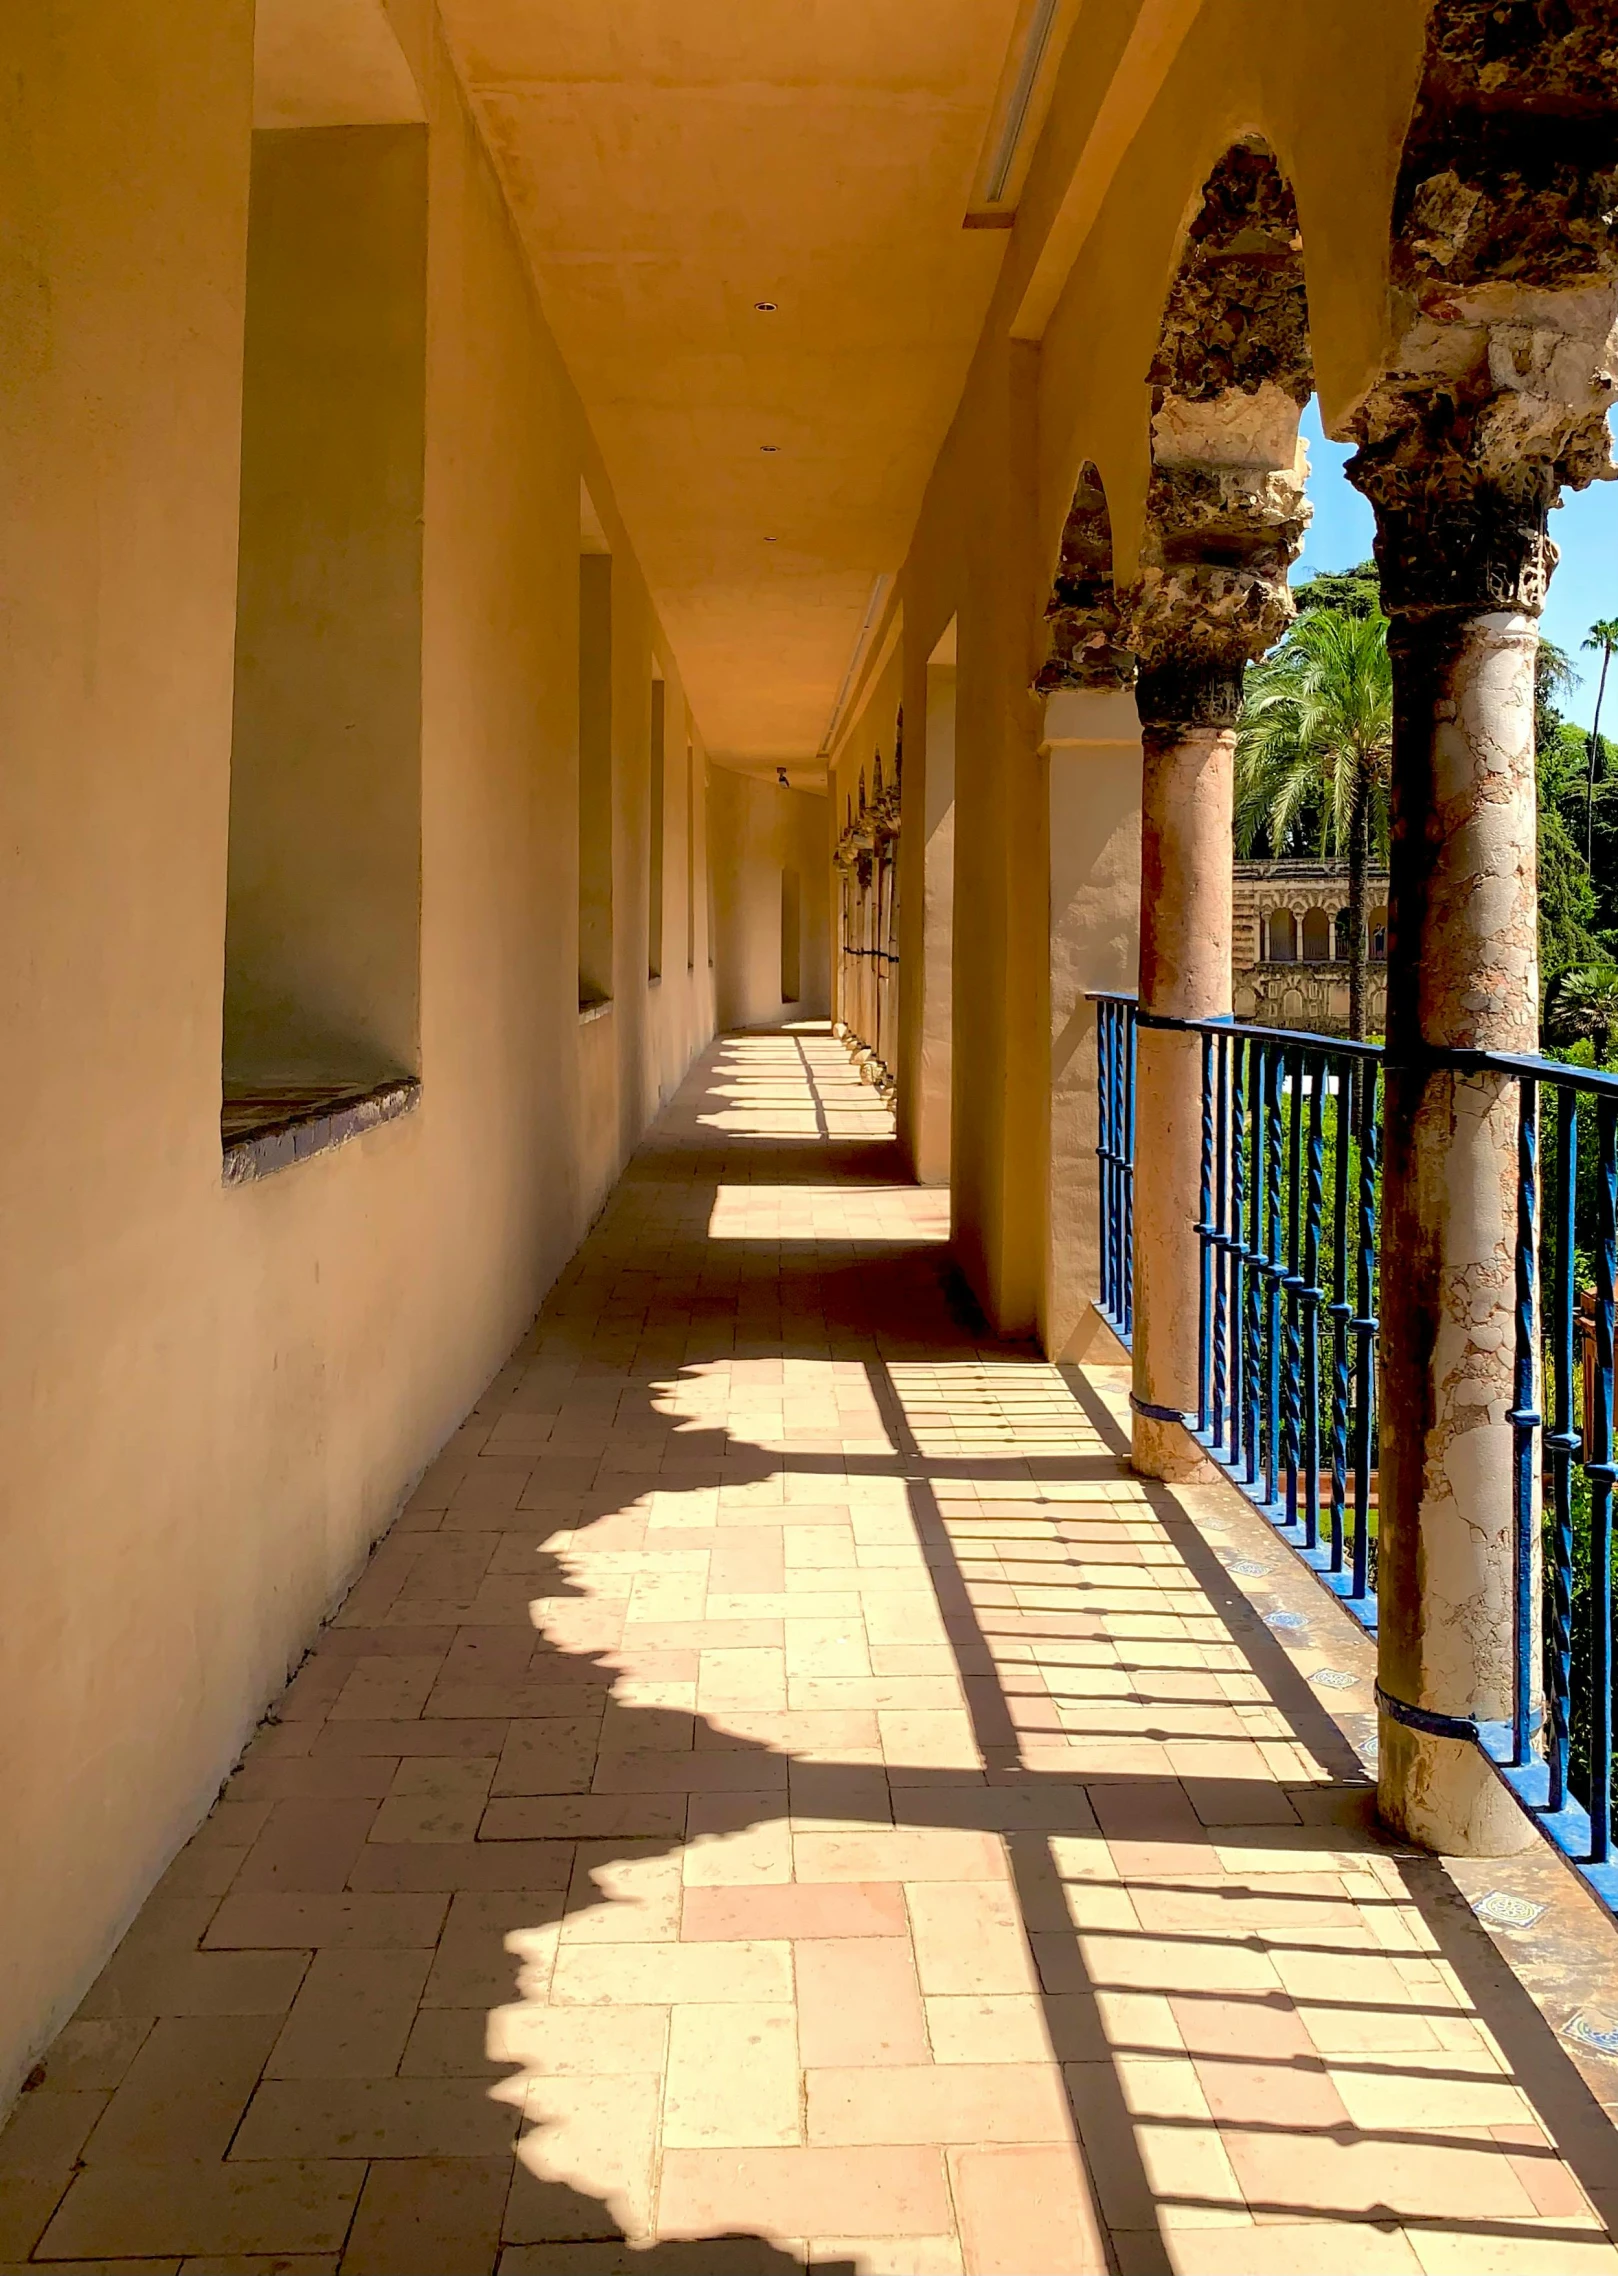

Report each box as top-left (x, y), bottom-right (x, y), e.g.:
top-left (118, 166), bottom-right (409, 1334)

top-left (1327, 1060), bottom-right (1353, 1574)
top-left (1101, 1005), bottom-right (1115, 1329)
top-left (1301, 1051), bottom-right (1326, 1556)
top-left (1548, 1087), bottom-right (1578, 1814)
top-left (1350, 1057), bottom-right (1380, 1609)
top-left (1282, 1046), bottom-right (1304, 1532)
top-left (1245, 1039), bottom-right (1266, 1489)
top-left (1197, 1030), bottom-right (1214, 1436)
top-left (1122, 1005), bottom-right (1137, 1339)
top-left (1264, 1045), bottom-right (1284, 1508)
top-left (1509, 1079), bottom-right (1540, 1769)
top-left (1590, 1097), bottom-right (1617, 1863)
top-left (1213, 1035), bottom-right (1230, 1452)
top-left (1228, 1039), bottom-right (1248, 1471)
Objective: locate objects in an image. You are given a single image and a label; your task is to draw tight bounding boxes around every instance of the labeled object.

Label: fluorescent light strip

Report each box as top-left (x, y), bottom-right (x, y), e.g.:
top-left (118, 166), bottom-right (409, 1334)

top-left (818, 573), bottom-right (891, 760)
top-left (985, 0), bottom-right (1061, 205)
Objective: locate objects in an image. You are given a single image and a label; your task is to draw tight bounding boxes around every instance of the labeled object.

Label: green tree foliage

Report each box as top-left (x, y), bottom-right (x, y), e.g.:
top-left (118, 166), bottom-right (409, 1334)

top-left (1243, 568), bottom-right (1618, 1049)
top-left (1292, 560), bottom-right (1381, 618)
top-left (1236, 606), bottom-right (1392, 1038)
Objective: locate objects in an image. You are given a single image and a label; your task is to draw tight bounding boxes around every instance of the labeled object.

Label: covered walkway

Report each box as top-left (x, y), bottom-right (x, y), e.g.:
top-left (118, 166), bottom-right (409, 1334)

top-left (6, 1032), bottom-right (1618, 2272)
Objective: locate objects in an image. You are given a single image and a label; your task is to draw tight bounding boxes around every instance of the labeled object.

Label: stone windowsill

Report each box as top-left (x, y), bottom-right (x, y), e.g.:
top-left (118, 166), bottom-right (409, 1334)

top-left (578, 997), bottom-right (614, 1026)
top-left (222, 1078), bottom-right (420, 1186)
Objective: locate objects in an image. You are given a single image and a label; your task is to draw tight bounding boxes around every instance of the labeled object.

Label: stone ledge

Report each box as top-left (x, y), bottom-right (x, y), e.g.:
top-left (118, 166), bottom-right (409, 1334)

top-left (221, 1077), bottom-right (420, 1186)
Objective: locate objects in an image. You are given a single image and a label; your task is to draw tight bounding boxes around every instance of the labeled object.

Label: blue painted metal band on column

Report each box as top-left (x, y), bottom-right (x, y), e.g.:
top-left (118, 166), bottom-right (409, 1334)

top-left (1130, 1394), bottom-right (1189, 1425)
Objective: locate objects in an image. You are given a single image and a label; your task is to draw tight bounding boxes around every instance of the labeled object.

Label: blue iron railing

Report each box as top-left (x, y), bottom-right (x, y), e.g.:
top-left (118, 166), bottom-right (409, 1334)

top-left (1192, 1019), bottom-right (1383, 1629)
top-left (1094, 995), bottom-right (1136, 1344)
top-left (1090, 990), bottom-right (1618, 1914)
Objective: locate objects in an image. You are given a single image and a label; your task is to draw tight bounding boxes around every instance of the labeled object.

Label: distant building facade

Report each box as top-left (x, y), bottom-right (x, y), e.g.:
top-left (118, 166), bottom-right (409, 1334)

top-left (1233, 858), bottom-right (1388, 1035)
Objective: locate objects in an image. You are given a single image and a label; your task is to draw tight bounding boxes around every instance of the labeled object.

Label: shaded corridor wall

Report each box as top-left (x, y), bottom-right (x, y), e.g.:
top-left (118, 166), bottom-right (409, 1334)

top-left (709, 767), bottom-right (831, 1030)
top-left (0, 0), bottom-right (718, 2106)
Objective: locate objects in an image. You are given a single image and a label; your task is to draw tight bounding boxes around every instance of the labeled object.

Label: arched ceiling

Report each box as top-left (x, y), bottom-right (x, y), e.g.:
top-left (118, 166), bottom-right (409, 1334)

top-left (435, 0), bottom-right (1027, 772)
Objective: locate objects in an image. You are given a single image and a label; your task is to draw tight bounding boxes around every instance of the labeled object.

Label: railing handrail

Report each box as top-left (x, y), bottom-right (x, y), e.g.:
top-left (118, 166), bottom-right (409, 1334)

top-left (1087, 989), bottom-right (1618, 1097)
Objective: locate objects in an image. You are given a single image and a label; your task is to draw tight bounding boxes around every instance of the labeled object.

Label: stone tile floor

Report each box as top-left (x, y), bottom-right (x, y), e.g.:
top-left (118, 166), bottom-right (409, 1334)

top-left (6, 1026), bottom-right (1618, 2273)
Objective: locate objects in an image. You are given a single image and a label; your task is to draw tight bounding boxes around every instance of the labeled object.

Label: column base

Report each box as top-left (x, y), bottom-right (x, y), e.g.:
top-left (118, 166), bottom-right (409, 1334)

top-left (1377, 1720), bottom-right (1536, 1858)
top-left (1129, 1409), bottom-right (1218, 1485)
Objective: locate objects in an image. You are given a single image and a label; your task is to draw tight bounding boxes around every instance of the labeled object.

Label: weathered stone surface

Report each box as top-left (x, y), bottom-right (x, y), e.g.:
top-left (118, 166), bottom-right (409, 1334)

top-left (1036, 461), bottom-right (1133, 692)
top-left (1125, 141), bottom-right (1312, 731)
top-left (1347, 1), bottom-right (1618, 614)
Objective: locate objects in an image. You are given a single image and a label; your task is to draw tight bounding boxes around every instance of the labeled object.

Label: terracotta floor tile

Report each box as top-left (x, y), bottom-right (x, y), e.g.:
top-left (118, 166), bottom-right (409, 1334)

top-left (681, 1882), bottom-right (906, 1941)
top-left (266, 1950), bottom-right (433, 2080)
top-left (806, 2061), bottom-right (1069, 2145)
top-left (662, 2006), bottom-right (800, 2148)
top-left (204, 1895), bottom-right (446, 1950)
top-left (82, 2016), bottom-right (280, 2163)
top-left (232, 2077), bottom-right (522, 2161)
top-left (657, 2146), bottom-right (952, 2238)
top-left (796, 1941), bottom-right (930, 2069)
top-left (923, 1995), bottom-right (1050, 2065)
top-left (509, 2075), bottom-right (660, 2238)
top-left (339, 2154), bottom-right (510, 2274)
top-left (949, 2144), bottom-right (1108, 2275)
top-left (37, 2160), bottom-right (365, 2257)
top-left (548, 1941), bottom-right (793, 2007)
top-left (681, 1797), bottom-right (794, 1886)
top-left (905, 1884), bottom-right (1039, 1997)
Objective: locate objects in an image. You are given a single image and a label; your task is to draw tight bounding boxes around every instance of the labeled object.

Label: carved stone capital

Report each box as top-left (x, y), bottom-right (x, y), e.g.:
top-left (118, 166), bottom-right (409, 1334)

top-left (1345, 2), bottom-right (1618, 617)
top-left (1037, 461), bottom-right (1134, 693)
top-left (1123, 141), bottom-right (1313, 739)
top-left (1124, 462), bottom-right (1308, 738)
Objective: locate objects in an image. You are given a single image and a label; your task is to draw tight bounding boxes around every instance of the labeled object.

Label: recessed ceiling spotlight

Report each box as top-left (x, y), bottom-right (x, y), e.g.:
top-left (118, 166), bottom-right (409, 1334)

top-left (754, 300), bottom-right (777, 312)
top-left (764, 536), bottom-right (777, 543)
top-left (760, 444), bottom-right (780, 453)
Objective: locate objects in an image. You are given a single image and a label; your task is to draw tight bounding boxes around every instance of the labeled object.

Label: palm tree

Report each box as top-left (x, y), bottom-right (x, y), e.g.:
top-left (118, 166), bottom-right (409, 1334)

top-left (1237, 607), bottom-right (1393, 1039)
top-left (1582, 618), bottom-right (1618, 866)
top-left (1546, 964), bottom-right (1618, 1065)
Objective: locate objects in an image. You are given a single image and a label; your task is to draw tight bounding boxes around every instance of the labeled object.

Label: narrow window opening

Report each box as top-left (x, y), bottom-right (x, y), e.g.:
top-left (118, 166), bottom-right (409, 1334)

top-left (222, 122), bottom-right (427, 1172)
top-left (686, 741), bottom-right (697, 971)
top-left (648, 680), bottom-right (665, 981)
top-left (578, 501), bottom-right (614, 1012)
top-left (781, 867), bottom-right (802, 1005)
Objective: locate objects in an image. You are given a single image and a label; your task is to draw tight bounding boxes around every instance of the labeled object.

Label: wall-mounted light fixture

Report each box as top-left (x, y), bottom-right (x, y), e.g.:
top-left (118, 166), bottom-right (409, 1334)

top-left (818, 573), bottom-right (892, 761)
top-left (966, 0), bottom-right (1072, 223)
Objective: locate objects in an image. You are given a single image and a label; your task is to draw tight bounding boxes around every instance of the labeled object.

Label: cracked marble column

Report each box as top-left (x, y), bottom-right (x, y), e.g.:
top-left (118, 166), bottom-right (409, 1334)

top-left (1346, 0), bottom-right (1618, 1852)
top-left (1122, 141), bottom-right (1311, 1480)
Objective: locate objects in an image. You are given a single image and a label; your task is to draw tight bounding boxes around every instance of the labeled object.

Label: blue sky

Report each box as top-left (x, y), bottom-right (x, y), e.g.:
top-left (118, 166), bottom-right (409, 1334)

top-left (1297, 398), bottom-right (1618, 732)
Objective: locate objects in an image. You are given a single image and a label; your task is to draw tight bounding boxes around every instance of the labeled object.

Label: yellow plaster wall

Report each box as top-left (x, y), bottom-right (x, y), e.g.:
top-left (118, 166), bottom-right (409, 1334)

top-left (710, 770), bottom-right (831, 1033)
top-left (0, 0), bottom-right (735, 2105)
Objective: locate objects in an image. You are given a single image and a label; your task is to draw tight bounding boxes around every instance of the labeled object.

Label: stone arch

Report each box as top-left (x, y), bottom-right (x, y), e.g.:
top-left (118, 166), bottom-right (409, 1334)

top-left (1037, 458), bottom-right (1133, 693)
top-left (1268, 909), bottom-right (1297, 963)
top-left (1124, 135), bottom-right (1314, 724)
top-left (1302, 906), bottom-right (1332, 962)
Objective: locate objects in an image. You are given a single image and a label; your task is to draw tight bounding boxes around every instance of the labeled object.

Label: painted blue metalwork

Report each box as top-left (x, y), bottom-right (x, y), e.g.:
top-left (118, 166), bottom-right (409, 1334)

top-left (1094, 995), bottom-right (1136, 1345)
top-left (1592, 1096), bottom-right (1616, 1864)
top-left (1085, 995), bottom-right (1618, 1918)
top-left (1547, 1087), bottom-right (1578, 1815)
top-left (1509, 1082), bottom-right (1539, 1770)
